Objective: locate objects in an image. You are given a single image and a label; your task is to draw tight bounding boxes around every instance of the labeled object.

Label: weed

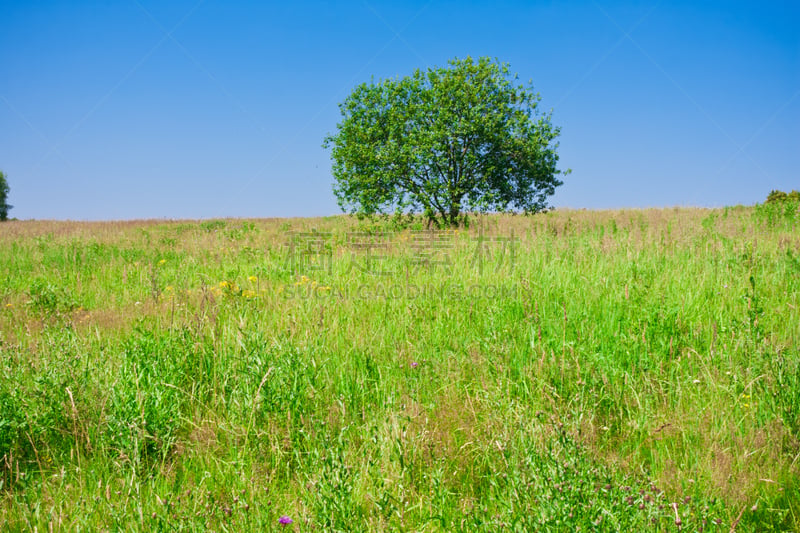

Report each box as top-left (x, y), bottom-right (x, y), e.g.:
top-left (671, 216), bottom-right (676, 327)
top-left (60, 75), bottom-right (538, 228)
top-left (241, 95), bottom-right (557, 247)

top-left (26, 278), bottom-right (79, 318)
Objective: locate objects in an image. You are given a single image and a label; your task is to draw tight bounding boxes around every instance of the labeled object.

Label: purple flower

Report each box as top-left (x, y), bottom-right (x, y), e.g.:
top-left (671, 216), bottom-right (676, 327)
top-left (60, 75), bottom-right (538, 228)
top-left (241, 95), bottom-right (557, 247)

top-left (410, 362), bottom-right (418, 368)
top-left (279, 515), bottom-right (293, 525)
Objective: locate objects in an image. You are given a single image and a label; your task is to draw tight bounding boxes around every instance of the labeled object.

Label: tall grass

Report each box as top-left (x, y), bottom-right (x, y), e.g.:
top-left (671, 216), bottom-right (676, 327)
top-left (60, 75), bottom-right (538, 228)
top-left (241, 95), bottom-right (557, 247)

top-left (0, 206), bottom-right (798, 531)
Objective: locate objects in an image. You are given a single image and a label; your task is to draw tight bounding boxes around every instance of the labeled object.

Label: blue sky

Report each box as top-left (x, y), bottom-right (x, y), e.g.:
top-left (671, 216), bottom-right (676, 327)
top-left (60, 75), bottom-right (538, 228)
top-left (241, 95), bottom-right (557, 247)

top-left (1, 0), bottom-right (798, 220)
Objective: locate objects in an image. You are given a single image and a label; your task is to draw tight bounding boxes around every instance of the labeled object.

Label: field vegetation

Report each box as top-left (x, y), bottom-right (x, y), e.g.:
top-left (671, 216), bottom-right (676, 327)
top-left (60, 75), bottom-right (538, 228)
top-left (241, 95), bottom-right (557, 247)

top-left (0, 204), bottom-right (798, 531)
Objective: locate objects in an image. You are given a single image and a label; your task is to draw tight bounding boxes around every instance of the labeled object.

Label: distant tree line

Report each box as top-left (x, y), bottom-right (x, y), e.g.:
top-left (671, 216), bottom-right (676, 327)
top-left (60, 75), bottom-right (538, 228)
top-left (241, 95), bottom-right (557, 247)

top-left (766, 189), bottom-right (800, 203)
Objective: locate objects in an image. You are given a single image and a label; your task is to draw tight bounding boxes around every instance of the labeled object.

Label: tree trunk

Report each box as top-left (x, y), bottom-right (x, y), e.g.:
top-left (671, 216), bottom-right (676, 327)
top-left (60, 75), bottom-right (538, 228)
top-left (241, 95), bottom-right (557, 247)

top-left (447, 196), bottom-right (463, 227)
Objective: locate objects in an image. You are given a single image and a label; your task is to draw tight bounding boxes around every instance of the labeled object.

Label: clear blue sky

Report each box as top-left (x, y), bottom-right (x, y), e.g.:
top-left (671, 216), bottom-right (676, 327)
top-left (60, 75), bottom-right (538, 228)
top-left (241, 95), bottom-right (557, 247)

top-left (1, 0), bottom-right (798, 220)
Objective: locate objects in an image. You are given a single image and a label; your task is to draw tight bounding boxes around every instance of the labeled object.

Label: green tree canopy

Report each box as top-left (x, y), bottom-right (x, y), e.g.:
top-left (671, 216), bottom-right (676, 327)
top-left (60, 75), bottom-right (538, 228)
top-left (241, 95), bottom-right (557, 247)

top-left (767, 189), bottom-right (800, 203)
top-left (0, 171), bottom-right (11, 221)
top-left (324, 57), bottom-right (568, 227)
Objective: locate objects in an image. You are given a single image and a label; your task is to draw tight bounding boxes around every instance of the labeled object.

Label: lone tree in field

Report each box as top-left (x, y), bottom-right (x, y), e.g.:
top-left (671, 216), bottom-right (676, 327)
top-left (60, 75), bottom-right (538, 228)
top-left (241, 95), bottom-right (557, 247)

top-left (0, 171), bottom-right (11, 221)
top-left (324, 56), bottom-right (568, 227)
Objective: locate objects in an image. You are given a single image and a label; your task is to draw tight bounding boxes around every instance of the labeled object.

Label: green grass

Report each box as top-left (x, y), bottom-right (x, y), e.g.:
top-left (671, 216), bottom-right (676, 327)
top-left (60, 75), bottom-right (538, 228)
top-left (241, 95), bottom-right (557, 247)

top-left (0, 204), bottom-right (798, 531)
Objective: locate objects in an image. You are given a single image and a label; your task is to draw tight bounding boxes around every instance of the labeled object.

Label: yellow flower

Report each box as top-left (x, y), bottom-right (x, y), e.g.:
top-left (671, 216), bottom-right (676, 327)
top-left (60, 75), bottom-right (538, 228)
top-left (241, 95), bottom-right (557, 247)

top-left (165, 285), bottom-right (174, 292)
top-left (219, 281), bottom-right (230, 289)
top-left (242, 289), bottom-right (256, 299)
top-left (248, 275), bottom-right (258, 283)
top-left (5, 303), bottom-right (12, 308)
top-left (158, 259), bottom-right (167, 265)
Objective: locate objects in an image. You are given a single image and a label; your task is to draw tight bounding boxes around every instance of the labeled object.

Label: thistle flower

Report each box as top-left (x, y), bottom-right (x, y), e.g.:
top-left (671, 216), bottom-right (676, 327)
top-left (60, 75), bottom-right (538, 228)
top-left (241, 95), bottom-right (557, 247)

top-left (279, 515), bottom-right (293, 525)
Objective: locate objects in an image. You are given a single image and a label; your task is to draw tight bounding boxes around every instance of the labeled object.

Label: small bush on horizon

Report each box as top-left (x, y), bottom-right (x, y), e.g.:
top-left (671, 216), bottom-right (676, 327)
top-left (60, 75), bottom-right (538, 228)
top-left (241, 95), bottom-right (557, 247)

top-left (766, 189), bottom-right (800, 203)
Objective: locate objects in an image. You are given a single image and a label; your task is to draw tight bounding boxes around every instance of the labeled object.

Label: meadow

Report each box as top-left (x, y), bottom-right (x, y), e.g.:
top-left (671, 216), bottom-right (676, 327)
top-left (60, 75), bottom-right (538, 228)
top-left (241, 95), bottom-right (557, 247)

top-left (0, 204), bottom-right (798, 531)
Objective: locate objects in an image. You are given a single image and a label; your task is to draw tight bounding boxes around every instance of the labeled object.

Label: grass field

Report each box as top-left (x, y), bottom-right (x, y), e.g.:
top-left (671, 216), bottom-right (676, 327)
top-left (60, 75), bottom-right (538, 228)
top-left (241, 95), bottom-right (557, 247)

top-left (1, 204), bottom-right (798, 531)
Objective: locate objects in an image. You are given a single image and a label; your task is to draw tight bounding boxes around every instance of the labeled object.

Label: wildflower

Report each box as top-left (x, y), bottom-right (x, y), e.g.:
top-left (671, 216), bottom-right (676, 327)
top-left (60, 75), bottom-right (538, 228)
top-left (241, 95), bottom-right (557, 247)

top-left (410, 361), bottom-right (418, 368)
top-left (242, 289), bottom-right (256, 299)
top-left (158, 259), bottom-right (166, 265)
top-left (248, 275), bottom-right (258, 283)
top-left (278, 515), bottom-right (293, 525)
top-left (165, 285), bottom-right (174, 292)
top-left (5, 303), bottom-right (12, 308)
top-left (220, 281), bottom-right (230, 289)
top-left (671, 502), bottom-right (682, 527)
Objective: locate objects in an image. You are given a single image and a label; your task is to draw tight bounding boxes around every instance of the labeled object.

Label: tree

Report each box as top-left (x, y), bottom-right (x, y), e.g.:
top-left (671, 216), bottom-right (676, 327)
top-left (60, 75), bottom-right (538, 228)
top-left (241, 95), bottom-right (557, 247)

top-left (766, 189), bottom-right (800, 203)
top-left (323, 56), bottom-right (568, 227)
top-left (0, 171), bottom-right (11, 221)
